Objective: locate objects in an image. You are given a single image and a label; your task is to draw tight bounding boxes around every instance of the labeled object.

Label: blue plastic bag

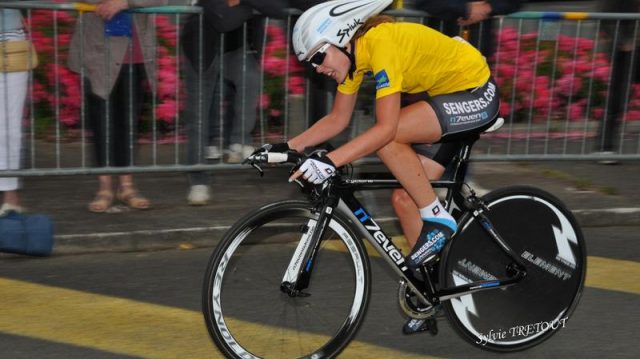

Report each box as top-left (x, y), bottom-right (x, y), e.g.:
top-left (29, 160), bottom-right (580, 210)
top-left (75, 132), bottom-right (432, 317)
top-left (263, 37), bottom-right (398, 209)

top-left (0, 212), bottom-right (54, 256)
top-left (104, 12), bottom-right (132, 37)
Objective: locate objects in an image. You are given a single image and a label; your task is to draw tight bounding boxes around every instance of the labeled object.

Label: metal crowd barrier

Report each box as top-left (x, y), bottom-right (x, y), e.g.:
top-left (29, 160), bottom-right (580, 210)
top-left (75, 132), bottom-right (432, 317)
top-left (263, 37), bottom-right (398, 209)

top-left (1, 2), bottom-right (639, 178)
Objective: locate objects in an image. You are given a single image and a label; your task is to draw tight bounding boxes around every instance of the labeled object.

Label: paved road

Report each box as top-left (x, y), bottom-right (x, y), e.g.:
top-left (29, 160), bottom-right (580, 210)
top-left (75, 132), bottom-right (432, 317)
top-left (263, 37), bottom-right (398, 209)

top-left (1, 226), bottom-right (638, 358)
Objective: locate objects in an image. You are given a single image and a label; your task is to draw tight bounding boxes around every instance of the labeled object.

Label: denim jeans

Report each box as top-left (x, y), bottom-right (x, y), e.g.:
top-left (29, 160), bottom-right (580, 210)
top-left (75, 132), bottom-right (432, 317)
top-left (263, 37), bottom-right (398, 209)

top-left (209, 48), bottom-right (260, 148)
top-left (183, 57), bottom-right (220, 186)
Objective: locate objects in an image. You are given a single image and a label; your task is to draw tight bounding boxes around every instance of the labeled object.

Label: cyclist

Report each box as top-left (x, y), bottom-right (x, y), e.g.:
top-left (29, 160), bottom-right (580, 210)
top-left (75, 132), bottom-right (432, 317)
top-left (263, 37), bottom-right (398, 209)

top-left (256, 0), bottom-right (500, 329)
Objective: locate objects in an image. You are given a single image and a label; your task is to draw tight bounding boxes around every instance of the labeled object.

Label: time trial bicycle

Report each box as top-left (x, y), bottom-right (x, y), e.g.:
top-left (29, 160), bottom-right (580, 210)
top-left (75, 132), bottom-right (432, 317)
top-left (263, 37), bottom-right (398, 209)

top-left (202, 118), bottom-right (586, 358)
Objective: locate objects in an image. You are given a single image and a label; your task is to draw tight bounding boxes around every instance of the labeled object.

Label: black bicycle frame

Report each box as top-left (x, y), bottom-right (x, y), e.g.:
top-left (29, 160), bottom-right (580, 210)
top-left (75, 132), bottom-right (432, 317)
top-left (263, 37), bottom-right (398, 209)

top-left (294, 136), bottom-right (527, 306)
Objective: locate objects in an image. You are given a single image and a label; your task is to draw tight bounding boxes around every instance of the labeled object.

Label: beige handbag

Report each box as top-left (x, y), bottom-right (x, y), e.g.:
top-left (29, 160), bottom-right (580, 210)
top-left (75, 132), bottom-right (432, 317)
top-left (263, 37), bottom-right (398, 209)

top-left (0, 39), bottom-right (39, 72)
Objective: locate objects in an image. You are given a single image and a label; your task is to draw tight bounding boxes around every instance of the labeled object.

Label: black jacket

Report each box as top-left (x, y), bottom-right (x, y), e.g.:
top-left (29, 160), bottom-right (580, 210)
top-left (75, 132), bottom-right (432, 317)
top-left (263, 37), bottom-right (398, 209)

top-left (182, 0), bottom-right (290, 69)
top-left (416, 0), bottom-right (524, 21)
top-left (417, 0), bottom-right (524, 57)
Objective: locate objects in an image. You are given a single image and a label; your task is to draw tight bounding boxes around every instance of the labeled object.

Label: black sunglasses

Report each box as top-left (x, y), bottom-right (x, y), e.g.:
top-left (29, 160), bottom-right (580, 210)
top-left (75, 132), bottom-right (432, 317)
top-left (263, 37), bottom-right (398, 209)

top-left (307, 43), bottom-right (331, 68)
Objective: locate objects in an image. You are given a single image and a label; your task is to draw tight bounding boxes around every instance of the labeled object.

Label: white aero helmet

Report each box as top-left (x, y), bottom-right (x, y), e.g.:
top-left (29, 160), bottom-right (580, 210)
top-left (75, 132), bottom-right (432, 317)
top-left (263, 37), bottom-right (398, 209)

top-left (292, 0), bottom-right (393, 61)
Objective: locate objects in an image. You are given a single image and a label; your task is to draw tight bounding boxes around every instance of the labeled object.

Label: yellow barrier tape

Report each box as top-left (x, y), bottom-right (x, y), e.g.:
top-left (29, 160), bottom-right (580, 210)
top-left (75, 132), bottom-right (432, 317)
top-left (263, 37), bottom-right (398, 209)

top-left (73, 2), bottom-right (96, 12)
top-left (564, 12), bottom-right (589, 21)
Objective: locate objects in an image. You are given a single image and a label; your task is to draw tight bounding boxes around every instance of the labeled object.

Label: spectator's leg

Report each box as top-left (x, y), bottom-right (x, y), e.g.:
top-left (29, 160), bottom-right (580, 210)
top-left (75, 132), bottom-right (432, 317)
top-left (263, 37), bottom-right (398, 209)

top-left (227, 50), bottom-right (259, 145)
top-left (598, 48), bottom-right (630, 153)
top-left (183, 56), bottom-right (221, 205)
top-left (208, 78), bottom-right (235, 151)
top-left (184, 59), bottom-right (219, 185)
top-left (114, 64), bottom-right (149, 209)
top-left (112, 64), bottom-right (144, 168)
top-left (307, 69), bottom-right (335, 124)
top-left (226, 49), bottom-right (260, 162)
top-left (85, 77), bottom-right (115, 212)
top-left (0, 71), bottom-right (27, 211)
top-left (86, 80), bottom-right (109, 168)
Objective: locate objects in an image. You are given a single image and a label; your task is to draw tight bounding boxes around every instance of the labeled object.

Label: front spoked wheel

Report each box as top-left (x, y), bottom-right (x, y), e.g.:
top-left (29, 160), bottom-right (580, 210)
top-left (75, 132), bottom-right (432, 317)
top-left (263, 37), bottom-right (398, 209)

top-left (203, 200), bottom-right (371, 359)
top-left (441, 186), bottom-right (586, 352)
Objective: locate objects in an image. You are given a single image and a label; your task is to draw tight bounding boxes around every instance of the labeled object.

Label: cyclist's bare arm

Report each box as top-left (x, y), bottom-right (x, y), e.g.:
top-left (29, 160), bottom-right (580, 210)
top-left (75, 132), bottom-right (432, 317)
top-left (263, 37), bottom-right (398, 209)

top-left (288, 91), bottom-right (358, 153)
top-left (327, 92), bottom-right (401, 167)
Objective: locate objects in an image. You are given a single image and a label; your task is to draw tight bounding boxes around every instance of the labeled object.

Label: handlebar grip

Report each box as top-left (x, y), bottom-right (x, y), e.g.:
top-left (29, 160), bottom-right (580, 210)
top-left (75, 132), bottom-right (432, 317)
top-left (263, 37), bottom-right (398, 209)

top-left (266, 153), bottom-right (289, 163)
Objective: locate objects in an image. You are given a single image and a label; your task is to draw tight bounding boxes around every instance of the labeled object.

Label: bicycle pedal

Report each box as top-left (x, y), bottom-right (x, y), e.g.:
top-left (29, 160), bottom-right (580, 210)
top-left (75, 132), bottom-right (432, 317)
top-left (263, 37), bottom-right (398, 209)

top-left (402, 317), bottom-right (439, 336)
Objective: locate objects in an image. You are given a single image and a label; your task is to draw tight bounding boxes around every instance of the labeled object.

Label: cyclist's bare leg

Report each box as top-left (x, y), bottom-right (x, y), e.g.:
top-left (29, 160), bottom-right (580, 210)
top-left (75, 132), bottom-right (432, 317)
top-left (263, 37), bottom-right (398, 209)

top-left (391, 155), bottom-right (445, 248)
top-left (376, 101), bottom-right (442, 208)
top-left (379, 101), bottom-right (458, 268)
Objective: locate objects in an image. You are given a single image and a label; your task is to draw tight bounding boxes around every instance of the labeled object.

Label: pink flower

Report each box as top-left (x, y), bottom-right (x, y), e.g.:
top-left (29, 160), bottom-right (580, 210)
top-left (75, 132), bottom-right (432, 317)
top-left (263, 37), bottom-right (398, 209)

top-left (263, 56), bottom-right (287, 76)
top-left (156, 100), bottom-right (178, 122)
top-left (558, 34), bottom-right (577, 53)
top-left (556, 74), bottom-right (582, 97)
top-left (592, 66), bottom-right (610, 82)
top-left (495, 63), bottom-right (516, 79)
top-left (567, 100), bottom-right (586, 121)
top-left (499, 103), bottom-right (511, 116)
top-left (591, 108), bottom-right (604, 120)
top-left (624, 110), bottom-right (640, 121)
top-left (288, 76), bottom-right (305, 95)
top-left (259, 94), bottom-right (270, 109)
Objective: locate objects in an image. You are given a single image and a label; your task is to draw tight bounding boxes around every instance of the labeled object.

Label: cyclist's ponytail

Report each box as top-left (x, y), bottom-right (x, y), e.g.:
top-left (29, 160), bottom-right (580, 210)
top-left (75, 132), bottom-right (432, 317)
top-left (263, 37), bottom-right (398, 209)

top-left (352, 15), bottom-right (396, 42)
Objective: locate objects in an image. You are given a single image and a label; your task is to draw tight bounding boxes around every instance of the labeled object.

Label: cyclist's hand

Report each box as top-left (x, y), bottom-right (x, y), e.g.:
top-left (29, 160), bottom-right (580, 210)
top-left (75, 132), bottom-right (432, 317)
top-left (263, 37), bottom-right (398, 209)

top-left (251, 142), bottom-right (290, 156)
top-left (458, 1), bottom-right (491, 26)
top-left (289, 150), bottom-right (336, 184)
top-left (245, 142), bottom-right (291, 163)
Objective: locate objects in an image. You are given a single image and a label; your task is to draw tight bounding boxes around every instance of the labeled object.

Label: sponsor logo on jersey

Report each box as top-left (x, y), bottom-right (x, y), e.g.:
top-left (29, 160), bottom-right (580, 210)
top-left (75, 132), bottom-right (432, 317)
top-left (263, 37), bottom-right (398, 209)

top-left (374, 69), bottom-right (390, 90)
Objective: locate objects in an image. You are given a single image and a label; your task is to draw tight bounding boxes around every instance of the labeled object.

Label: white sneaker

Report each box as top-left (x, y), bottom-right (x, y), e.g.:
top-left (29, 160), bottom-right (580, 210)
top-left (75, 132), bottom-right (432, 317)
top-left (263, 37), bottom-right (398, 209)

top-left (592, 151), bottom-right (619, 165)
top-left (226, 143), bottom-right (255, 163)
top-left (0, 203), bottom-right (23, 217)
top-left (187, 185), bottom-right (210, 206)
top-left (206, 146), bottom-right (222, 160)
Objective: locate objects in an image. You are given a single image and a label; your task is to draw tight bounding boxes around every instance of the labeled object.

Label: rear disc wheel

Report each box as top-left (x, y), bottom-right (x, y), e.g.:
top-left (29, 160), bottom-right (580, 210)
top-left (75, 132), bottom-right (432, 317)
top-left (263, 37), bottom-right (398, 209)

top-left (440, 186), bottom-right (586, 351)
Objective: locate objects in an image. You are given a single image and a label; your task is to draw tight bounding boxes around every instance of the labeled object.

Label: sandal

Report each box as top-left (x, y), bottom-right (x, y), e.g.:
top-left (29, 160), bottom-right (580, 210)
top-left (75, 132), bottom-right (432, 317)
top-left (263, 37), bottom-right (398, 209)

top-left (88, 190), bottom-right (114, 213)
top-left (117, 184), bottom-right (151, 210)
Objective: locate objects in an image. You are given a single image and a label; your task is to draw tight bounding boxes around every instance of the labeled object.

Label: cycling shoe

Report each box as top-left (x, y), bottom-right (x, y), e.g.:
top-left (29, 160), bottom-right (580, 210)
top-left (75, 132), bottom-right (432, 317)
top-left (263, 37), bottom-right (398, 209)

top-left (406, 222), bottom-right (454, 269)
top-left (402, 318), bottom-right (438, 335)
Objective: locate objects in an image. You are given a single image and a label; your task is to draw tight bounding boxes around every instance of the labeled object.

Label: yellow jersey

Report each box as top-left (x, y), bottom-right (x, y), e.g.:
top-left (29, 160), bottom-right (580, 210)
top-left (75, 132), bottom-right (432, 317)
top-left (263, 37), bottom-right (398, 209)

top-left (338, 22), bottom-right (491, 99)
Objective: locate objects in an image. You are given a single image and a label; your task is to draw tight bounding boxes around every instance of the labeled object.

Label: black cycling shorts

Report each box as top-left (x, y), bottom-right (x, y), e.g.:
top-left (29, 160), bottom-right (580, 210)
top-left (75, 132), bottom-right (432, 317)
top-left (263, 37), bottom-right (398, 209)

top-left (400, 78), bottom-right (500, 167)
top-left (410, 142), bottom-right (461, 167)
top-left (429, 78), bottom-right (500, 141)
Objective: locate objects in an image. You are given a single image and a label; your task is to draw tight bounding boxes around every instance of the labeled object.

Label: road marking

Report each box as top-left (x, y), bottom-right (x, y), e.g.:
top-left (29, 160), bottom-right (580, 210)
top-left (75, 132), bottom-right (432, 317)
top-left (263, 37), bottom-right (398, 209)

top-left (0, 277), bottom-right (215, 358)
top-left (584, 256), bottom-right (640, 295)
top-left (1, 242), bottom-right (636, 357)
top-left (0, 278), bottom-right (439, 358)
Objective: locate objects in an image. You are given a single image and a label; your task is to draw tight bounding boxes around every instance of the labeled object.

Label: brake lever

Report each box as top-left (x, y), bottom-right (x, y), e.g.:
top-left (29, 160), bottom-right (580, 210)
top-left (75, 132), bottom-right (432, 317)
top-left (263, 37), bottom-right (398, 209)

top-left (251, 162), bottom-right (264, 177)
top-left (243, 155), bottom-right (265, 177)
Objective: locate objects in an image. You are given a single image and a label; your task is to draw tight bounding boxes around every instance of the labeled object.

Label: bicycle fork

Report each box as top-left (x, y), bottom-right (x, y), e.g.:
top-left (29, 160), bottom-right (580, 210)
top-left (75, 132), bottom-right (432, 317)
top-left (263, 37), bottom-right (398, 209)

top-left (280, 194), bottom-right (339, 297)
